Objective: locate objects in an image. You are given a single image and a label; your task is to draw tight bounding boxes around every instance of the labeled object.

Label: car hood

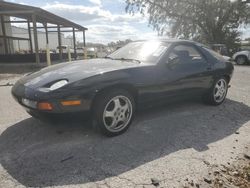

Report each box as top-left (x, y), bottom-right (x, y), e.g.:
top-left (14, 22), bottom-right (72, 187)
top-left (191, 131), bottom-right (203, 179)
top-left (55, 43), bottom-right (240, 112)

top-left (222, 55), bottom-right (231, 61)
top-left (19, 58), bottom-right (142, 89)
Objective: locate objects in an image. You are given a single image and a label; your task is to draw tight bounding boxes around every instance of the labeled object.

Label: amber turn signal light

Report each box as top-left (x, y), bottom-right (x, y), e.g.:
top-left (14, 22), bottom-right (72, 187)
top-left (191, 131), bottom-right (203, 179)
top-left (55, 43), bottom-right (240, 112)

top-left (38, 102), bottom-right (53, 110)
top-left (61, 100), bottom-right (81, 106)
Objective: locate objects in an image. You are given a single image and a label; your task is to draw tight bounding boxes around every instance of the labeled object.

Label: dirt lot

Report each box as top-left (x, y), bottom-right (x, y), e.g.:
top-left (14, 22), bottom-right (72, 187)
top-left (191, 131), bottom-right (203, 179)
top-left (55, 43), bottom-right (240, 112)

top-left (0, 66), bottom-right (249, 188)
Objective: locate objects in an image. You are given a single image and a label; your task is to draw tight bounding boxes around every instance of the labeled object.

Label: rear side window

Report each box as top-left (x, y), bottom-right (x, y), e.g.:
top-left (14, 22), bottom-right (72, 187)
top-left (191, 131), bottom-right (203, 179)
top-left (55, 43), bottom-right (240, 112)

top-left (175, 45), bottom-right (204, 61)
top-left (168, 44), bottom-right (206, 65)
top-left (203, 47), bottom-right (225, 61)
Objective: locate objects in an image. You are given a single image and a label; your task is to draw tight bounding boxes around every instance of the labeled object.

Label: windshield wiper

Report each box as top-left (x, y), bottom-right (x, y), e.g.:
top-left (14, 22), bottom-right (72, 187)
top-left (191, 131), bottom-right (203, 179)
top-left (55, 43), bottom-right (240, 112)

top-left (115, 58), bottom-right (141, 64)
top-left (104, 56), bottom-right (141, 64)
top-left (104, 56), bottom-right (114, 60)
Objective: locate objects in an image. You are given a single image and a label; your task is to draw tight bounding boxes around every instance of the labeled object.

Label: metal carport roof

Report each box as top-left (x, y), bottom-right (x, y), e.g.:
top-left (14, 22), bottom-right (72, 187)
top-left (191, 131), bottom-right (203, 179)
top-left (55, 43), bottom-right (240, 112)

top-left (0, 1), bottom-right (87, 31)
top-left (0, 1), bottom-right (87, 63)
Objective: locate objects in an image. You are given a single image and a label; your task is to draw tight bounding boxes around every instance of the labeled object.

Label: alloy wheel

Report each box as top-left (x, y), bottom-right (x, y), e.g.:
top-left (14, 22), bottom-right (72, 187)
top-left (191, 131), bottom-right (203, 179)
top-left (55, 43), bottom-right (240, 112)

top-left (103, 95), bottom-right (133, 132)
top-left (213, 79), bottom-right (227, 103)
top-left (237, 57), bottom-right (246, 65)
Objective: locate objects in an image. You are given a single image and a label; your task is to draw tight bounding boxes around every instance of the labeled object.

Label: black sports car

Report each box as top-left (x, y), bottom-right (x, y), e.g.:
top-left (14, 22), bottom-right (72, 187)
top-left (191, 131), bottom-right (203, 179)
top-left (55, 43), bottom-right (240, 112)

top-left (12, 40), bottom-right (234, 136)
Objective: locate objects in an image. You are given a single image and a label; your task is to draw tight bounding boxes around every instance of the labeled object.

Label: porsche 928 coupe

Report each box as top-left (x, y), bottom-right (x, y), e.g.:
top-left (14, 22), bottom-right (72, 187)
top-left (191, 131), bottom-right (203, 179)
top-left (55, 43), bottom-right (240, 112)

top-left (12, 40), bottom-right (234, 136)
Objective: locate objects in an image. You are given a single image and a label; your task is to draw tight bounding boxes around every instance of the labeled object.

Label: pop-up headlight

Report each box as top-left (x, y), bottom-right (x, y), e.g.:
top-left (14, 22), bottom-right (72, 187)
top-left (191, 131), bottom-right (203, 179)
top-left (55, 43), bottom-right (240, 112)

top-left (49, 80), bottom-right (68, 91)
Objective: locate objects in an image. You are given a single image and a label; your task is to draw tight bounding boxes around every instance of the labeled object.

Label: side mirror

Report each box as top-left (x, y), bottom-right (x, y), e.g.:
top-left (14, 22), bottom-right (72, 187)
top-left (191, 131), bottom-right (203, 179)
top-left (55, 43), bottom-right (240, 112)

top-left (167, 57), bottom-right (174, 64)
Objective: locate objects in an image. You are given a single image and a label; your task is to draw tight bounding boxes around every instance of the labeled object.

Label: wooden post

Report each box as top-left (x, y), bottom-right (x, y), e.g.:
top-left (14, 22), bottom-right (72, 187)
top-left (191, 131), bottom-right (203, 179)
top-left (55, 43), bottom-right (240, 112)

top-left (46, 44), bottom-right (51, 66)
top-left (73, 28), bottom-right (76, 60)
top-left (57, 25), bottom-right (62, 62)
top-left (27, 21), bottom-right (33, 53)
top-left (83, 30), bottom-right (86, 47)
top-left (0, 16), bottom-right (8, 54)
top-left (44, 23), bottom-right (49, 44)
top-left (32, 14), bottom-right (40, 63)
top-left (18, 40), bottom-right (20, 52)
top-left (44, 24), bottom-right (51, 66)
top-left (67, 46), bottom-right (72, 62)
top-left (84, 47), bottom-right (87, 60)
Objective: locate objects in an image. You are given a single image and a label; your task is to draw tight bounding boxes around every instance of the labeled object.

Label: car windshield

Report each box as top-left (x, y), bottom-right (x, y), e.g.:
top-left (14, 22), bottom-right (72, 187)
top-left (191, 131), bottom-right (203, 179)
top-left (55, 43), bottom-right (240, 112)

top-left (108, 41), bottom-right (169, 63)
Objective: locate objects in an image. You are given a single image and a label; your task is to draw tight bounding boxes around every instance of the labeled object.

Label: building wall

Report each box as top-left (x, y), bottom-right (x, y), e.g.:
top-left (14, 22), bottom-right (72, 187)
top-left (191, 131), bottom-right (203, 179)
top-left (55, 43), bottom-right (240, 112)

top-left (0, 0), bottom-right (3, 54)
top-left (11, 26), bottom-right (74, 53)
top-left (0, 16), bottom-right (14, 54)
top-left (0, 20), bottom-right (3, 54)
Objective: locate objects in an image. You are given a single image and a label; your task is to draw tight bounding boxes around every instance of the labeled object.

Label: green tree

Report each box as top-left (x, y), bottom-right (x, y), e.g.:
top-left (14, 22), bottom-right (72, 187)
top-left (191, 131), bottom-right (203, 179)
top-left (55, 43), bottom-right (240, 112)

top-left (126, 0), bottom-right (250, 51)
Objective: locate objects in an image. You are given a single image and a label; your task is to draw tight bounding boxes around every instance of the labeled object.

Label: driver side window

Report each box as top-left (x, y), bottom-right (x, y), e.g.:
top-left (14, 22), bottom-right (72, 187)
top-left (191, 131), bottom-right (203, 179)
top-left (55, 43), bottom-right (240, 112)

top-left (168, 44), bottom-right (206, 66)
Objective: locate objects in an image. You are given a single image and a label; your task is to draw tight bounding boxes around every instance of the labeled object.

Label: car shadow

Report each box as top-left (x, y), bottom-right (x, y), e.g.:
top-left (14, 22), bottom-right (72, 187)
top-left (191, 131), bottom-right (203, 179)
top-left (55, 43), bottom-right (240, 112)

top-left (0, 99), bottom-right (250, 187)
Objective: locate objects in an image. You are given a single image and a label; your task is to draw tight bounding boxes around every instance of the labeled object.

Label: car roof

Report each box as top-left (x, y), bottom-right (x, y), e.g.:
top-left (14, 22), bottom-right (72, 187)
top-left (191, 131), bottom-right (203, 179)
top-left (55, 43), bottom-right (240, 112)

top-left (133, 39), bottom-right (204, 46)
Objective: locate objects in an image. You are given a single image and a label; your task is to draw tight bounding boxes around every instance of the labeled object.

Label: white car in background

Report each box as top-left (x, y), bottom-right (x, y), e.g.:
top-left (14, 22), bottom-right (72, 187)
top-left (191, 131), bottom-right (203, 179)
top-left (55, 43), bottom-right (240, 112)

top-left (232, 50), bottom-right (250, 65)
top-left (76, 47), bottom-right (97, 58)
top-left (86, 47), bottom-right (97, 58)
top-left (56, 45), bottom-right (74, 53)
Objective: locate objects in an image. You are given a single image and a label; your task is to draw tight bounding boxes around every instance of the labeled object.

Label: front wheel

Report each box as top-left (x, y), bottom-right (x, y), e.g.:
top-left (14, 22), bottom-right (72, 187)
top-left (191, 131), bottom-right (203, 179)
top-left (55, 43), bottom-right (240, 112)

top-left (93, 89), bottom-right (135, 137)
top-left (203, 77), bottom-right (228, 105)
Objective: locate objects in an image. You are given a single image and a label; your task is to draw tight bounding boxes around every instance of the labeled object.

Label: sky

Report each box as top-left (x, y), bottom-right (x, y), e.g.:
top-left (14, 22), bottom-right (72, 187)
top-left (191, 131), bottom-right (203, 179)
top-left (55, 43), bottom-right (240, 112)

top-left (5, 0), bottom-right (250, 44)
top-left (6, 0), bottom-right (158, 44)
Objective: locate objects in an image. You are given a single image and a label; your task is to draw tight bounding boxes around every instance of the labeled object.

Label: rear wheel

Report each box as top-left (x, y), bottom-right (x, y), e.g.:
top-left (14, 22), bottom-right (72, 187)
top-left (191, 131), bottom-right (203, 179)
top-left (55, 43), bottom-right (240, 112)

top-left (236, 56), bottom-right (247, 65)
top-left (203, 77), bottom-right (228, 105)
top-left (93, 89), bottom-right (135, 137)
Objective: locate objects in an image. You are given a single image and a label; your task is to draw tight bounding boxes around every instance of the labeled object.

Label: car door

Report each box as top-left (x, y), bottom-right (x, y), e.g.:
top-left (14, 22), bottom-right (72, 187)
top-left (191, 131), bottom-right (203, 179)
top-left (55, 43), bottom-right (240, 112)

top-left (156, 43), bottom-right (213, 98)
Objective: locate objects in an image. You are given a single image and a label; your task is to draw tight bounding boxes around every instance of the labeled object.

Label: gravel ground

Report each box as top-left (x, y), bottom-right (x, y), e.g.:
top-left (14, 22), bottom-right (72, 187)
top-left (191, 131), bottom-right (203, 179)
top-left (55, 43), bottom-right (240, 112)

top-left (0, 65), bottom-right (249, 188)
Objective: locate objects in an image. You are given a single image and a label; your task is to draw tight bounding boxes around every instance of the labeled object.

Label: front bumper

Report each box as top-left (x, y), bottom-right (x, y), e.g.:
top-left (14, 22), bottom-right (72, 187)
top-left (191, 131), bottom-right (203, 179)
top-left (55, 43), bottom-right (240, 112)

top-left (11, 81), bottom-right (93, 114)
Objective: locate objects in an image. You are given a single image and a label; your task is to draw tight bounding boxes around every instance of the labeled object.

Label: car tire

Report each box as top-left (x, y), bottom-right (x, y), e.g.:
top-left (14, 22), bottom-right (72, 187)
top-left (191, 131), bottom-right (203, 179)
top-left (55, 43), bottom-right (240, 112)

top-left (203, 77), bottom-right (228, 106)
top-left (92, 89), bottom-right (135, 137)
top-left (236, 56), bottom-right (247, 65)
